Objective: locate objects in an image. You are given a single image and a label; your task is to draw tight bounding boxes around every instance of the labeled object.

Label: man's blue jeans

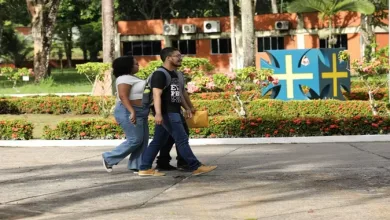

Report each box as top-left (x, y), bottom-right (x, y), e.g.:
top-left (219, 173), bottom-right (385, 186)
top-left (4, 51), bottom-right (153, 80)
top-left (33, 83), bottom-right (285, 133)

top-left (141, 112), bottom-right (201, 171)
top-left (103, 103), bottom-right (149, 170)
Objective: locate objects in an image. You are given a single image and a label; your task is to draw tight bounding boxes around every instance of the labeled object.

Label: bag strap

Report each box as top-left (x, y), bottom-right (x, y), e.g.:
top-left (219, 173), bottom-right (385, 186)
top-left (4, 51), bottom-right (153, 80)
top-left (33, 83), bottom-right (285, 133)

top-left (147, 67), bottom-right (184, 92)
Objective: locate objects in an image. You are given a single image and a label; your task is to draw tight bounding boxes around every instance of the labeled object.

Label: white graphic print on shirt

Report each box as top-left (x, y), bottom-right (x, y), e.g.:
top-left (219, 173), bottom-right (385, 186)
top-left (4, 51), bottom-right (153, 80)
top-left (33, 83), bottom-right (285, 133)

top-left (170, 78), bottom-right (181, 103)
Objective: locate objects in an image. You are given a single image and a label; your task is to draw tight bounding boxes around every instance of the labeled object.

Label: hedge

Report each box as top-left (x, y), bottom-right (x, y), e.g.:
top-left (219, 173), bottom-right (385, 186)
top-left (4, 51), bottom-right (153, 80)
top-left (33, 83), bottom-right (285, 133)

top-left (42, 116), bottom-right (390, 140)
top-left (1, 96), bottom-right (388, 118)
top-left (0, 120), bottom-right (34, 140)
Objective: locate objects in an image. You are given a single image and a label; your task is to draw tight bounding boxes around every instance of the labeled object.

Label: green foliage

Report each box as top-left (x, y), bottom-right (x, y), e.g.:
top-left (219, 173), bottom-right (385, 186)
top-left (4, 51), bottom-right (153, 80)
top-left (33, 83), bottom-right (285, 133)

top-left (75, 62), bottom-right (111, 83)
top-left (0, 119), bottom-right (33, 140)
top-left (0, 26), bottom-right (33, 66)
top-left (135, 60), bottom-right (162, 79)
top-left (1, 95), bottom-right (388, 117)
top-left (43, 119), bottom-right (122, 140)
top-left (41, 115), bottom-right (390, 140)
top-left (0, 67), bottom-right (33, 88)
top-left (78, 21), bottom-right (102, 61)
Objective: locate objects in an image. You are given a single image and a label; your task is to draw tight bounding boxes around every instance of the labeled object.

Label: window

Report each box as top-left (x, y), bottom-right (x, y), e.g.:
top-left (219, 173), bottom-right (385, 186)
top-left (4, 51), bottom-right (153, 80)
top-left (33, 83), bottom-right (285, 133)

top-left (211, 39), bottom-right (232, 54)
top-left (172, 40), bottom-right (197, 54)
top-left (122, 41), bottom-right (161, 56)
top-left (257, 37), bottom-right (284, 52)
top-left (319, 34), bottom-right (348, 49)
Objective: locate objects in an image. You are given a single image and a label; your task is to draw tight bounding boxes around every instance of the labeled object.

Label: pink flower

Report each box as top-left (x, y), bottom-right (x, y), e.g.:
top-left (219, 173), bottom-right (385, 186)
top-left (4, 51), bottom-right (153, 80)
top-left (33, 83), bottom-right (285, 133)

top-left (183, 67), bottom-right (191, 74)
top-left (187, 82), bottom-right (200, 93)
top-left (272, 77), bottom-right (279, 85)
top-left (261, 82), bottom-right (268, 86)
top-left (28, 68), bottom-right (34, 76)
top-left (253, 79), bottom-right (260, 85)
top-left (206, 81), bottom-right (215, 90)
top-left (225, 72), bottom-right (236, 80)
top-left (235, 85), bottom-right (242, 91)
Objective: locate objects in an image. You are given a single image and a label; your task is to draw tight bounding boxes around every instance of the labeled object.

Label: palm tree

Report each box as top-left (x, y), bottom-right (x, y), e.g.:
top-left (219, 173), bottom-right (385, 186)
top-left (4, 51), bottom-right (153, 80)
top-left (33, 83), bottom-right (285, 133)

top-left (287, 0), bottom-right (375, 48)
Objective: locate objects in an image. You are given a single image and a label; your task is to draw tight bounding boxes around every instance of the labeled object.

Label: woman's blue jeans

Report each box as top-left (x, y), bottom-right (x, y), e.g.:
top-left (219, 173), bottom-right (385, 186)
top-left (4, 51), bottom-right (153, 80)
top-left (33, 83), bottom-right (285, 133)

top-left (140, 112), bottom-right (201, 171)
top-left (103, 102), bottom-right (149, 170)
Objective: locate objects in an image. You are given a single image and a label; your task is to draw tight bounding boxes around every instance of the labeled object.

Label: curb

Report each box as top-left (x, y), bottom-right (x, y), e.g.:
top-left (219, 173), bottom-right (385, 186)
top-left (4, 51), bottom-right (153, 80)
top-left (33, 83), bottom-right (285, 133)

top-left (1, 134), bottom-right (390, 147)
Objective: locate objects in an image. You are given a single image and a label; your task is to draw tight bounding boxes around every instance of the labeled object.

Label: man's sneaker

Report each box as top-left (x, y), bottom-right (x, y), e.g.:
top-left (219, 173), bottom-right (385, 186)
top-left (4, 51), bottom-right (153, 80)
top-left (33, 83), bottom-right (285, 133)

top-left (138, 169), bottom-right (166, 176)
top-left (177, 164), bottom-right (191, 172)
top-left (102, 156), bottom-right (113, 173)
top-left (129, 169), bottom-right (139, 174)
top-left (192, 165), bottom-right (218, 176)
top-left (155, 164), bottom-right (177, 171)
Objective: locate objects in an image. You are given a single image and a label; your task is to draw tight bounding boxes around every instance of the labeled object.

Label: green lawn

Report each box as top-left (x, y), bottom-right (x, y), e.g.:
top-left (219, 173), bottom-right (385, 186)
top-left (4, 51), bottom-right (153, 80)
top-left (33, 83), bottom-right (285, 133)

top-left (0, 68), bottom-right (92, 95)
top-left (0, 114), bottom-right (112, 139)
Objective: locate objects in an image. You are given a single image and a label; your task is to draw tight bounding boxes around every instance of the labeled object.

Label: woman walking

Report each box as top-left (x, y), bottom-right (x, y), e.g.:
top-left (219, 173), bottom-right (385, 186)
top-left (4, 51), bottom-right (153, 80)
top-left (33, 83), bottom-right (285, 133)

top-left (102, 55), bottom-right (149, 172)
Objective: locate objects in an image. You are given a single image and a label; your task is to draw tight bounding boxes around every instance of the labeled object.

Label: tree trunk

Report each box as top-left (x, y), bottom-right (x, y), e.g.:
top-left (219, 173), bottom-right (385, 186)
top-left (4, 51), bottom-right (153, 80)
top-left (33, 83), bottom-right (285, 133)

top-left (26, 0), bottom-right (61, 83)
top-left (64, 26), bottom-right (72, 67)
top-left (229, 0), bottom-right (237, 71)
top-left (360, 14), bottom-right (375, 61)
top-left (240, 0), bottom-right (255, 67)
top-left (271, 0), bottom-right (278, 13)
top-left (92, 0), bottom-right (115, 96)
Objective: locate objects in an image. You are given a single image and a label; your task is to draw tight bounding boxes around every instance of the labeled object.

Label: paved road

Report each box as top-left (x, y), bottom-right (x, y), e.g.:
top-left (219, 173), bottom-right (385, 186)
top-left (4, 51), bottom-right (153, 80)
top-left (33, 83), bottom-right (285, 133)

top-left (1, 142), bottom-right (389, 220)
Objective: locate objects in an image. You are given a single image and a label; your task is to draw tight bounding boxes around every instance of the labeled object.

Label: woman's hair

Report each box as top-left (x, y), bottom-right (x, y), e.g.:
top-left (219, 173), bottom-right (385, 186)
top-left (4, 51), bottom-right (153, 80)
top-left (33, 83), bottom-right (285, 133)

top-left (112, 55), bottom-right (134, 78)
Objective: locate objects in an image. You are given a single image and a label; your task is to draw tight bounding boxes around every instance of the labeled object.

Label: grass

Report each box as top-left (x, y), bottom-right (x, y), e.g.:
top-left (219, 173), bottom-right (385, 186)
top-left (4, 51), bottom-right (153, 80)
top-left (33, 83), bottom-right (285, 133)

top-left (0, 114), bottom-right (112, 139)
top-left (0, 68), bottom-right (92, 95)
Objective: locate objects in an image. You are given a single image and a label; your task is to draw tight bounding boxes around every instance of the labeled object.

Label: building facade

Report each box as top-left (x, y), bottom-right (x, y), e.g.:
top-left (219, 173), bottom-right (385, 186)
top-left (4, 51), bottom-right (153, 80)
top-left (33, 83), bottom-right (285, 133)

top-left (116, 12), bottom-right (389, 72)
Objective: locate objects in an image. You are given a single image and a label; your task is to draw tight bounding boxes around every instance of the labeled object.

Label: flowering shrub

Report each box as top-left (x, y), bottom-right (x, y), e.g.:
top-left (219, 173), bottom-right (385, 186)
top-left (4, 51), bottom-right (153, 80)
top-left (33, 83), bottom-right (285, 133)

top-left (339, 45), bottom-right (389, 116)
top-left (43, 119), bottom-right (123, 140)
top-left (0, 120), bottom-right (34, 140)
top-left (0, 67), bottom-right (34, 88)
top-left (42, 116), bottom-right (390, 140)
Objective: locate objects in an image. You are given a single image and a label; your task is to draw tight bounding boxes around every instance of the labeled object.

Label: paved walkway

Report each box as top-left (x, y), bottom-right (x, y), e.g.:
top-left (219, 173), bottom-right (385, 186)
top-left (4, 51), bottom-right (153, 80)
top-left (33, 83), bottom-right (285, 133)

top-left (1, 142), bottom-right (390, 220)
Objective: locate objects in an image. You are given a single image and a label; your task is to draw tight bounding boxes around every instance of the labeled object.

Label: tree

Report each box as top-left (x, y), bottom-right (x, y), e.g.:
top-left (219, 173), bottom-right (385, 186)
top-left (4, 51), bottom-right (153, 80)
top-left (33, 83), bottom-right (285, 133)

top-left (26, 0), bottom-right (62, 82)
top-left (240, 0), bottom-right (256, 67)
top-left (287, 0), bottom-right (375, 48)
top-left (78, 22), bottom-right (102, 61)
top-left (271, 0), bottom-right (278, 13)
top-left (93, 0), bottom-right (115, 96)
top-left (360, 0), bottom-right (388, 60)
top-left (0, 27), bottom-right (33, 67)
top-left (0, 0), bottom-right (29, 54)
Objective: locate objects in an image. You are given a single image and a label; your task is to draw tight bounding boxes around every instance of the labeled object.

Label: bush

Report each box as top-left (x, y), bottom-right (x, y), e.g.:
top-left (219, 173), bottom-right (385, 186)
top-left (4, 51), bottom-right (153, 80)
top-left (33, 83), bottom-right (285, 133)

top-left (0, 120), bottom-right (33, 140)
top-left (42, 116), bottom-right (390, 140)
top-left (0, 96), bottom-right (115, 115)
top-left (0, 96), bottom-right (387, 117)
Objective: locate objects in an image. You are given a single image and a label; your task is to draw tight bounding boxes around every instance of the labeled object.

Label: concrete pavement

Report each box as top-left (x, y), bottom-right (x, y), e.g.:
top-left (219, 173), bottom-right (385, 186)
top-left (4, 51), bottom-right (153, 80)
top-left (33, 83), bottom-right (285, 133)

top-left (0, 142), bottom-right (389, 220)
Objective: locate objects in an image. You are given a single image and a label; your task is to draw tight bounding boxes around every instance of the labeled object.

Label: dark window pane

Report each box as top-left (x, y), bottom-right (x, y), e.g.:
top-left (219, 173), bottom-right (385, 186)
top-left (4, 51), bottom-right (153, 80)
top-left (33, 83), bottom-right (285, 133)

top-left (257, 38), bottom-right (264, 52)
top-left (143, 41), bottom-right (152, 55)
top-left (319, 39), bottom-right (327, 48)
top-left (172, 40), bottom-right (178, 48)
top-left (219, 39), bottom-right (229, 53)
top-left (152, 41), bottom-right (161, 55)
top-left (179, 40), bottom-right (188, 54)
top-left (339, 34), bottom-right (348, 49)
top-left (122, 42), bottom-right (132, 55)
top-left (132, 41), bottom-right (143, 55)
top-left (264, 37), bottom-right (271, 50)
top-left (188, 40), bottom-right (196, 54)
top-left (278, 37), bottom-right (284, 49)
top-left (271, 37), bottom-right (278, 49)
top-left (211, 39), bottom-right (218, 54)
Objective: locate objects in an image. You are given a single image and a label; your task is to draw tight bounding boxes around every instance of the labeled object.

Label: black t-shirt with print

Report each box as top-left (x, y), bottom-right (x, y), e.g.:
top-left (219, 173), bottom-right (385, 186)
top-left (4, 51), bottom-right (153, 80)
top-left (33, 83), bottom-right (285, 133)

top-left (150, 67), bottom-right (181, 113)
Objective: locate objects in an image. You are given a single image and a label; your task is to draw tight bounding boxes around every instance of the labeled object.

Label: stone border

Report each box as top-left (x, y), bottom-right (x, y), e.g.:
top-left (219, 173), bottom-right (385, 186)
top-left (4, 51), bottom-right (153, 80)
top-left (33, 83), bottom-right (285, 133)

top-left (1, 135), bottom-right (390, 147)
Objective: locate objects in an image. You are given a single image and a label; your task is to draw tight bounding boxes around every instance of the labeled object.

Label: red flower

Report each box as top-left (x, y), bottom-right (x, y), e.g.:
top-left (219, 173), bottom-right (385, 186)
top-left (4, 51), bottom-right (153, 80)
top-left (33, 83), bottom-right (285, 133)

top-left (274, 130), bottom-right (279, 135)
top-left (371, 123), bottom-right (379, 128)
top-left (80, 132), bottom-right (86, 137)
top-left (265, 133), bottom-right (270, 137)
top-left (267, 76), bottom-right (274, 82)
top-left (195, 129), bottom-right (200, 134)
top-left (290, 129), bottom-right (295, 133)
top-left (11, 133), bottom-right (18, 139)
top-left (329, 124), bottom-right (338, 129)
